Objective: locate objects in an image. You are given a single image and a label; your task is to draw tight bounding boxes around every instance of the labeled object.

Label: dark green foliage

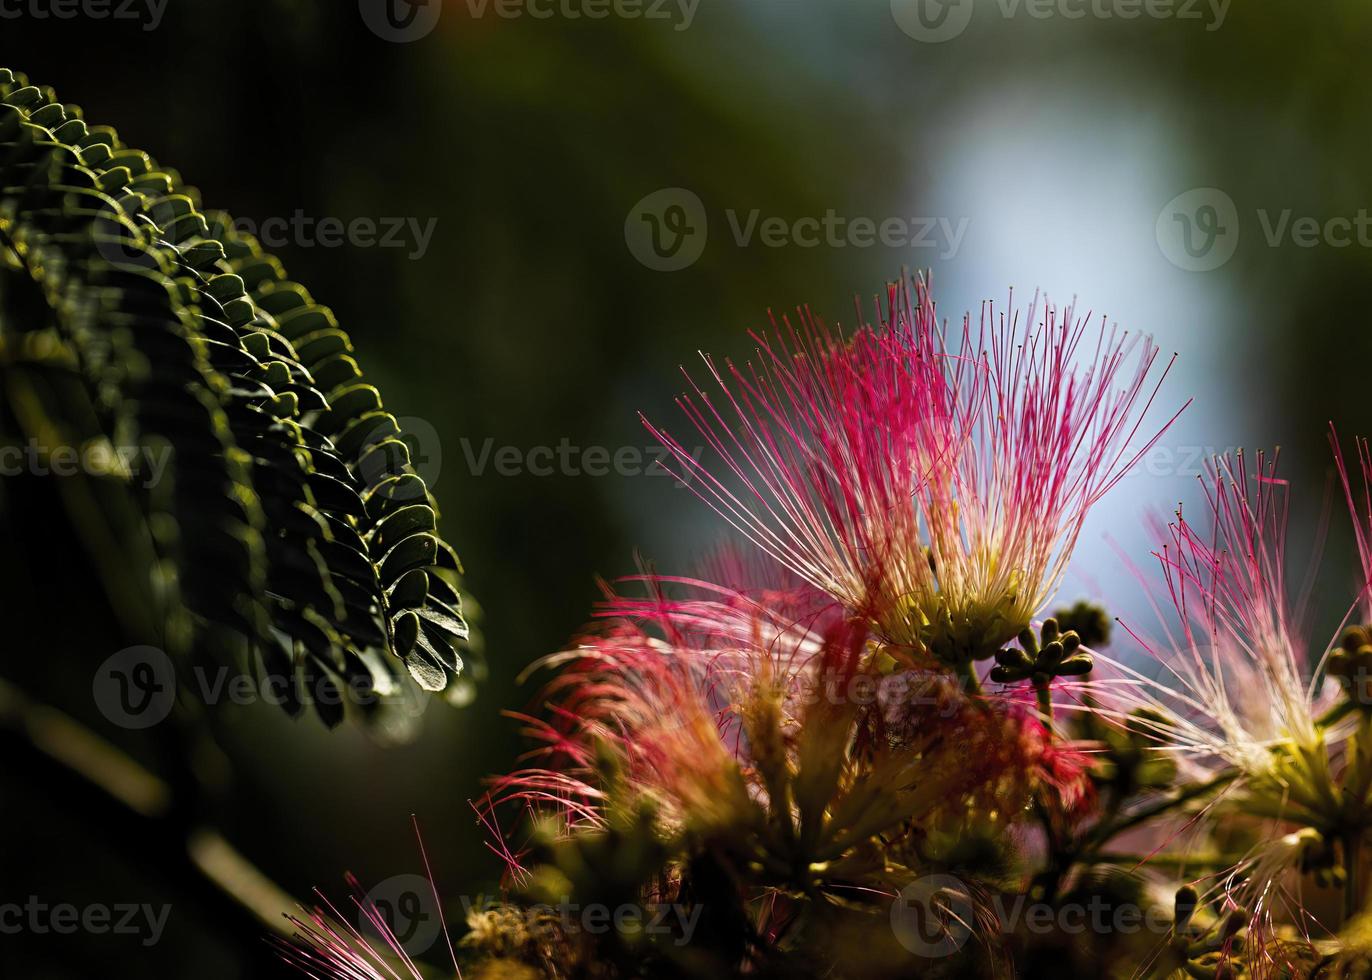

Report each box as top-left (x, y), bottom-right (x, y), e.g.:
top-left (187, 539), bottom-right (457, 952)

top-left (1052, 599), bottom-right (1112, 648)
top-left (0, 68), bottom-right (476, 728)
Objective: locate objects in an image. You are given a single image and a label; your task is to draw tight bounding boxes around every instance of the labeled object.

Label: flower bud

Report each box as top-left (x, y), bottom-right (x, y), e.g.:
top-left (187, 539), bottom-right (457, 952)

top-left (1174, 884), bottom-right (1199, 930)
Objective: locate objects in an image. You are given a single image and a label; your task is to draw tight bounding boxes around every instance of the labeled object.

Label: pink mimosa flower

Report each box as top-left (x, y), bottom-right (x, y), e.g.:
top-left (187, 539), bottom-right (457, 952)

top-left (644, 276), bottom-right (1185, 666)
top-left (486, 574), bottom-right (840, 841)
top-left (1105, 450), bottom-right (1332, 776)
top-left (486, 563), bottom-right (1099, 871)
top-left (276, 817), bottom-right (460, 980)
top-left (1100, 451), bottom-right (1354, 977)
top-left (1331, 424), bottom-right (1372, 621)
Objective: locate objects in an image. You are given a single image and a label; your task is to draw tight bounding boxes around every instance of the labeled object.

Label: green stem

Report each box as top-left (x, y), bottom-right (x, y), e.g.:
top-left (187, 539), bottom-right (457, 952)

top-left (956, 660), bottom-right (983, 698)
top-left (1091, 851), bottom-right (1238, 869)
top-left (1318, 699), bottom-right (1357, 729)
top-left (1085, 771), bottom-right (1238, 852)
top-left (1345, 829), bottom-right (1363, 923)
top-left (1034, 678), bottom-right (1052, 723)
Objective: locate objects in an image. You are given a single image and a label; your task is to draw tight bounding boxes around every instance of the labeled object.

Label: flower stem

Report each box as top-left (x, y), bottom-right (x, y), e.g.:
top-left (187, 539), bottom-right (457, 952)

top-left (1319, 699), bottom-right (1357, 729)
top-left (1034, 678), bottom-right (1053, 723)
top-left (1084, 771), bottom-right (1238, 852)
top-left (956, 660), bottom-right (983, 698)
top-left (1091, 851), bottom-right (1237, 869)
top-left (1346, 829), bottom-right (1363, 923)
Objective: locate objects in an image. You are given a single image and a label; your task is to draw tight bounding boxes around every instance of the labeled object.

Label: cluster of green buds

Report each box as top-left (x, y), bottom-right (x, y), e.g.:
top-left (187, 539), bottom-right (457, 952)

top-left (1148, 886), bottom-right (1247, 979)
top-left (1327, 626), bottom-right (1372, 712)
top-left (990, 619), bottom-right (1094, 685)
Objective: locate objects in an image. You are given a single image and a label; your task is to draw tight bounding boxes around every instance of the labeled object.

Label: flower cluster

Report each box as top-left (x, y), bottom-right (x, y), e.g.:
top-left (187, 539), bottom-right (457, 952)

top-left (279, 277), bottom-right (1372, 979)
top-left (644, 278), bottom-right (1184, 668)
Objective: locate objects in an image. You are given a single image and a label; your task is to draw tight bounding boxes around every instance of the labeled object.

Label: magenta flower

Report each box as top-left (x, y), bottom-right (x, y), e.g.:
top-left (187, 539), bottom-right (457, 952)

top-left (1332, 425), bottom-right (1372, 621)
top-left (276, 818), bottom-right (459, 980)
top-left (644, 276), bottom-right (1185, 667)
top-left (483, 562), bottom-right (1100, 887)
top-left (1100, 450), bottom-right (1366, 976)
top-left (1105, 450), bottom-right (1331, 776)
top-left (277, 875), bottom-right (434, 980)
top-left (487, 573), bottom-right (838, 842)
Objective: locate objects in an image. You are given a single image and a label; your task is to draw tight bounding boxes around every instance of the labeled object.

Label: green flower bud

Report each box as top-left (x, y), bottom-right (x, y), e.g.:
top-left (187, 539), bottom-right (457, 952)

top-left (995, 646), bottom-right (1034, 670)
top-left (1174, 884), bottom-right (1199, 930)
top-left (1056, 653), bottom-right (1094, 676)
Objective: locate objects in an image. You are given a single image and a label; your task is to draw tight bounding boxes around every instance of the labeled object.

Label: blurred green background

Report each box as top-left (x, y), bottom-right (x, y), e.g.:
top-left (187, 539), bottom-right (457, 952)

top-left (2, 0), bottom-right (1370, 975)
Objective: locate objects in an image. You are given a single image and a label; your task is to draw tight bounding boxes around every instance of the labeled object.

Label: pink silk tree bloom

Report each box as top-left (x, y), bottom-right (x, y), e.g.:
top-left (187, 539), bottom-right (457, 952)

top-left (1099, 451), bottom-right (1352, 977)
top-left (485, 564), bottom-right (1099, 879)
top-left (1331, 425), bottom-right (1372, 622)
top-left (276, 818), bottom-right (460, 980)
top-left (485, 575), bottom-right (840, 843)
top-left (643, 276), bottom-right (1186, 668)
top-left (277, 875), bottom-right (436, 980)
top-left (1104, 450), bottom-right (1334, 777)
